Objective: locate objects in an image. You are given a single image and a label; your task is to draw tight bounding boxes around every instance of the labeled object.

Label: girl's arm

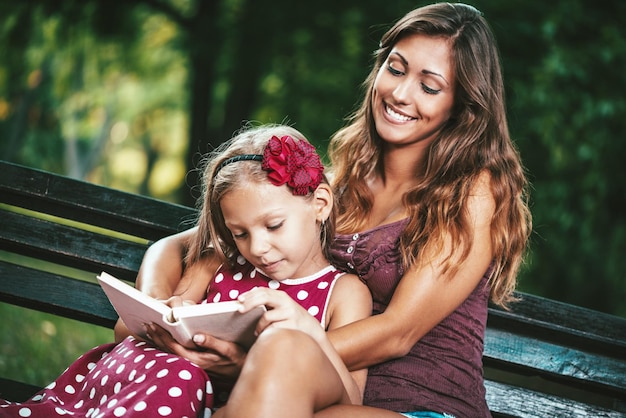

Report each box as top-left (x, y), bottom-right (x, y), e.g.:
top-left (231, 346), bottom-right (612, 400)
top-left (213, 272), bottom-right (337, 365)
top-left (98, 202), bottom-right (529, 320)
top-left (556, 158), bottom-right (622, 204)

top-left (325, 273), bottom-right (372, 401)
top-left (329, 174), bottom-right (496, 371)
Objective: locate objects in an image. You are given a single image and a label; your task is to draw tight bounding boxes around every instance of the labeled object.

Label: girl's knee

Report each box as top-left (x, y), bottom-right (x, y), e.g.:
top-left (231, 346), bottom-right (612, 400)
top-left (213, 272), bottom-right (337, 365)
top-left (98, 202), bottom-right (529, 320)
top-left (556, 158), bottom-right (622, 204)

top-left (246, 328), bottom-right (324, 373)
top-left (255, 328), bottom-right (317, 351)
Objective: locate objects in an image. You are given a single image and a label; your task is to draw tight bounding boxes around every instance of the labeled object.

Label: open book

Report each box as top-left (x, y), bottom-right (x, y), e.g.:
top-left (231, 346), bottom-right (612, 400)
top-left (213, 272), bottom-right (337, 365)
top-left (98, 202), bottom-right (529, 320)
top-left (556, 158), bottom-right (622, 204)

top-left (97, 271), bottom-right (264, 349)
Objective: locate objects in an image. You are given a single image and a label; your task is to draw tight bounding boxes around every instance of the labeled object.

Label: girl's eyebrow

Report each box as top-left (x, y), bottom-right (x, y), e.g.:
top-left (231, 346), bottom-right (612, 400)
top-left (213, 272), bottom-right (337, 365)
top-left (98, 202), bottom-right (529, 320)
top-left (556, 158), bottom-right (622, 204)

top-left (390, 51), bottom-right (450, 87)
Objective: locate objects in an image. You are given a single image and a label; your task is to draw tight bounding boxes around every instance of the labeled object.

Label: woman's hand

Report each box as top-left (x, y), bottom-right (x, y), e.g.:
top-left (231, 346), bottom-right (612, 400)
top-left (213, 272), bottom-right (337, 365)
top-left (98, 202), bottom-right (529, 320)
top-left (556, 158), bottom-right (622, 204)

top-left (146, 323), bottom-right (247, 381)
top-left (238, 287), bottom-right (326, 342)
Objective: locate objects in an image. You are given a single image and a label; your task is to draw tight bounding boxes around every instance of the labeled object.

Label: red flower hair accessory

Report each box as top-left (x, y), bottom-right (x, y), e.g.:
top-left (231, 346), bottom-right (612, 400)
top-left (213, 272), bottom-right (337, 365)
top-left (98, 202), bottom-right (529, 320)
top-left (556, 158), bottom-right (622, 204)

top-left (262, 135), bottom-right (324, 195)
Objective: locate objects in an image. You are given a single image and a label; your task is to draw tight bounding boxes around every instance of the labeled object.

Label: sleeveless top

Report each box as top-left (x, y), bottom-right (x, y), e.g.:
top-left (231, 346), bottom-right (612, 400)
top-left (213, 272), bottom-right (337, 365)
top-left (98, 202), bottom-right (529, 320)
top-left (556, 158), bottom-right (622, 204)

top-left (329, 219), bottom-right (491, 417)
top-left (205, 254), bottom-right (344, 327)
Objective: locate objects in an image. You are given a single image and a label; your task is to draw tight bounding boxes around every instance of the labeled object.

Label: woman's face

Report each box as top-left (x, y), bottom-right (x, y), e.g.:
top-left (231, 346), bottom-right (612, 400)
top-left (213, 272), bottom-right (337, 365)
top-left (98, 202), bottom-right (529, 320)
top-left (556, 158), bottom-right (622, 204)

top-left (372, 33), bottom-right (455, 150)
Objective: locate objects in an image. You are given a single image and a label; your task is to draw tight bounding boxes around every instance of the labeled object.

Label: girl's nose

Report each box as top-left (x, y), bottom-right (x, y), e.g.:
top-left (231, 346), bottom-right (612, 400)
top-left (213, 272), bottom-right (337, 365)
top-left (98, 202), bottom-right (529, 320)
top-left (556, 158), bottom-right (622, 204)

top-left (249, 233), bottom-right (270, 256)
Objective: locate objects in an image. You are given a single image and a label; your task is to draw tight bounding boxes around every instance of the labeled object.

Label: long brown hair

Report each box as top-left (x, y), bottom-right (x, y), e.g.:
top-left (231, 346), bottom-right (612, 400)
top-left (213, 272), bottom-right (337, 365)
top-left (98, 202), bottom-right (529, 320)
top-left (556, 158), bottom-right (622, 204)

top-left (328, 3), bottom-right (531, 306)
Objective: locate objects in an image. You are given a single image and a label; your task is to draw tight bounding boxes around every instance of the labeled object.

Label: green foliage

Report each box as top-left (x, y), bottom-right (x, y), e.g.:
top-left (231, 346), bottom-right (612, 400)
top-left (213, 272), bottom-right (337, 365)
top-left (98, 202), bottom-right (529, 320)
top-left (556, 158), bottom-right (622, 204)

top-left (482, 0), bottom-right (626, 316)
top-left (0, 1), bottom-right (189, 201)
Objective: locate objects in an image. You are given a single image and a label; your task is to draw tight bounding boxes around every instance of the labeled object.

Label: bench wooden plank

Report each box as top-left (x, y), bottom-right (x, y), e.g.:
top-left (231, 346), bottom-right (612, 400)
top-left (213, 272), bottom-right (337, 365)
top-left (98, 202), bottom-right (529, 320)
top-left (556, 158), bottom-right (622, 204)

top-left (484, 327), bottom-right (626, 398)
top-left (490, 294), bottom-right (626, 355)
top-left (0, 161), bottom-right (195, 239)
top-left (0, 378), bottom-right (42, 404)
top-left (0, 210), bottom-right (148, 282)
top-left (485, 380), bottom-right (626, 418)
top-left (0, 261), bottom-right (117, 328)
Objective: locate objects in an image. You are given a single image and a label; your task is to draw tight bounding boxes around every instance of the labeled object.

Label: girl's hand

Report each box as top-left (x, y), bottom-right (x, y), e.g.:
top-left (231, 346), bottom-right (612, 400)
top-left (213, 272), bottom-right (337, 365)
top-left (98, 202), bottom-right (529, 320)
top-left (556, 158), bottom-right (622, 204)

top-left (146, 323), bottom-right (246, 381)
top-left (158, 295), bottom-right (196, 308)
top-left (238, 287), bottom-right (326, 342)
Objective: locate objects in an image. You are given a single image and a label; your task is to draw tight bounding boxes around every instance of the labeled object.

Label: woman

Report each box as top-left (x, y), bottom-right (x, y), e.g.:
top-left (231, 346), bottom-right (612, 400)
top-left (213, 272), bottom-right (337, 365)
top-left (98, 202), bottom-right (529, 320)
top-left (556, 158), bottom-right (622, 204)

top-left (139, 3), bottom-right (531, 417)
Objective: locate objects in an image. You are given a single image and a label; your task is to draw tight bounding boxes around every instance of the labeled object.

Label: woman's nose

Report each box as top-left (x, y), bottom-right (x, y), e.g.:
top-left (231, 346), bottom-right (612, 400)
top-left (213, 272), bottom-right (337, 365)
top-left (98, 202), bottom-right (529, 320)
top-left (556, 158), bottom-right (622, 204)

top-left (392, 78), bottom-right (413, 104)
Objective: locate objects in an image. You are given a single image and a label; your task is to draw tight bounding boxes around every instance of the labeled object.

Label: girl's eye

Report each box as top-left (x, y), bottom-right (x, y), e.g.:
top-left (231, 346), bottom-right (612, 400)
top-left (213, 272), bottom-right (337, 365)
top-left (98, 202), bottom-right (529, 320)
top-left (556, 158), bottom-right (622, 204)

top-left (232, 231), bottom-right (247, 240)
top-left (267, 222), bottom-right (283, 231)
top-left (421, 83), bottom-right (441, 95)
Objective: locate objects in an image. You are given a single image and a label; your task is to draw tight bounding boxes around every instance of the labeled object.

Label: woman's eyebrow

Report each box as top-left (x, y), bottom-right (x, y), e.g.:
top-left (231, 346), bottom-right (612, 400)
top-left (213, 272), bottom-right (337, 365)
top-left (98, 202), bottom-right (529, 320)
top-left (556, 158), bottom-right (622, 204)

top-left (390, 51), bottom-right (408, 65)
top-left (422, 69), bottom-right (449, 86)
top-left (390, 51), bottom-right (450, 86)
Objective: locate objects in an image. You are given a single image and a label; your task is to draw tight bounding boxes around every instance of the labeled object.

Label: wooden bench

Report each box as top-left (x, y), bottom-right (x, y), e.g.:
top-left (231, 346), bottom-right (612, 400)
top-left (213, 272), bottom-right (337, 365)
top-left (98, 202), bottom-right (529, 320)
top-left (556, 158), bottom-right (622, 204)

top-left (1, 160), bottom-right (625, 417)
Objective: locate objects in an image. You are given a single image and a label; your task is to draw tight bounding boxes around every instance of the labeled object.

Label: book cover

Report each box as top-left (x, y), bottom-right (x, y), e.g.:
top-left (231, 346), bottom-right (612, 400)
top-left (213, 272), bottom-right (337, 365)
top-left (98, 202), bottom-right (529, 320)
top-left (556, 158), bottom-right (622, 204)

top-left (97, 271), bottom-right (263, 349)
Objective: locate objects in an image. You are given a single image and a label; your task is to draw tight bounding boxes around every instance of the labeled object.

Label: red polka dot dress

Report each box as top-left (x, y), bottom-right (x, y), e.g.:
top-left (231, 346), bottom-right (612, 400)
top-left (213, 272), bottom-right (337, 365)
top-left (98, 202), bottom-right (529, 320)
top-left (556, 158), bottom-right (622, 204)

top-left (206, 256), bottom-right (342, 327)
top-left (0, 258), bottom-right (343, 418)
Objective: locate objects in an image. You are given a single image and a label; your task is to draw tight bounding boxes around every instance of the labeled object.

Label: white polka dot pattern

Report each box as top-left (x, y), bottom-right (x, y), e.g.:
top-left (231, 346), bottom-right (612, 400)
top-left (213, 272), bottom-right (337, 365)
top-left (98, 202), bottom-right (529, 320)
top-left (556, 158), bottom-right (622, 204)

top-left (205, 260), bottom-right (341, 326)
top-left (0, 337), bottom-right (213, 417)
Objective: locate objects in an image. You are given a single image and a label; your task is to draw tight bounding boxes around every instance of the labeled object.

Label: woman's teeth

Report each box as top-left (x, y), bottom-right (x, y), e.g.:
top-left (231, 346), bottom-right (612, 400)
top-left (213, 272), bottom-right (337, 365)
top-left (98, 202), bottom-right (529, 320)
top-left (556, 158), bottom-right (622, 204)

top-left (386, 105), bottom-right (413, 122)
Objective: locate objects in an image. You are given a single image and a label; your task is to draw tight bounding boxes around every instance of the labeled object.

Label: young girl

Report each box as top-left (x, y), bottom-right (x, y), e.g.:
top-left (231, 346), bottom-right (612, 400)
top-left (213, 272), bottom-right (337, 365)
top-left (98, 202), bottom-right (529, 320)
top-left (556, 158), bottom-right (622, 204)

top-left (0, 124), bottom-right (371, 417)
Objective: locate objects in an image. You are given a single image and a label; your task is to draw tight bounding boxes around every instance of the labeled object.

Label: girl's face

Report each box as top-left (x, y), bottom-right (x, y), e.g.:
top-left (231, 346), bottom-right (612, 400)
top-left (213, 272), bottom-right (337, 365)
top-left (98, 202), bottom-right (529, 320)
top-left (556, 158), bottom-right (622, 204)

top-left (372, 33), bottom-right (455, 150)
top-left (220, 181), bottom-right (329, 281)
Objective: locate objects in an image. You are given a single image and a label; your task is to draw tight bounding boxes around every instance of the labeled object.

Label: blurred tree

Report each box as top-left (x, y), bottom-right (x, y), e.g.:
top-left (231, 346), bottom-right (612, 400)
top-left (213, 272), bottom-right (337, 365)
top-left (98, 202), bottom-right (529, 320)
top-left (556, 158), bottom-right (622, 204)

top-left (476, 0), bottom-right (626, 315)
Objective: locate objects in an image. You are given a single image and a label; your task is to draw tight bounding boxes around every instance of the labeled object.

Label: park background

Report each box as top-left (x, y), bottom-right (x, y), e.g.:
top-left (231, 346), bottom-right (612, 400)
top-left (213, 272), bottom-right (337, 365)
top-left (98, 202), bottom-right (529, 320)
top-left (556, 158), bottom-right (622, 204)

top-left (0, 0), bottom-right (624, 387)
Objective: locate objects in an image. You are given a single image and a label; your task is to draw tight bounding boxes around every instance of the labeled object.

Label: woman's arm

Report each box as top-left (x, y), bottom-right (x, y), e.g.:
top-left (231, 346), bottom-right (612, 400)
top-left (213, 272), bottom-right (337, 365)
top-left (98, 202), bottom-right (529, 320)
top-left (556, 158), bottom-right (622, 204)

top-left (113, 228), bottom-right (196, 342)
top-left (135, 227), bottom-right (198, 299)
top-left (329, 175), bottom-right (496, 371)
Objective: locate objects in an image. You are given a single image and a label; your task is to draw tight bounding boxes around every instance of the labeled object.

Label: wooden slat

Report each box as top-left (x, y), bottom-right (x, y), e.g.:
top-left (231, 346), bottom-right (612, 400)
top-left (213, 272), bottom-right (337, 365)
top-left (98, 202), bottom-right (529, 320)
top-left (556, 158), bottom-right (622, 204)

top-left (484, 327), bottom-right (626, 397)
top-left (489, 293), bottom-right (626, 356)
top-left (485, 380), bottom-right (626, 418)
top-left (0, 378), bottom-right (41, 403)
top-left (0, 261), bottom-right (118, 328)
top-left (0, 210), bottom-right (148, 281)
top-left (0, 160), bottom-right (195, 240)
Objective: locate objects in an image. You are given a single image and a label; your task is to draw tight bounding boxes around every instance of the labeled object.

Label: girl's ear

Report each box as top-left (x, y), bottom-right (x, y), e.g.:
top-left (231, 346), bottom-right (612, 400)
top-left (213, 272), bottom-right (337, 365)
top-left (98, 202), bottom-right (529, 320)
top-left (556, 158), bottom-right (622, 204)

top-left (313, 183), bottom-right (333, 222)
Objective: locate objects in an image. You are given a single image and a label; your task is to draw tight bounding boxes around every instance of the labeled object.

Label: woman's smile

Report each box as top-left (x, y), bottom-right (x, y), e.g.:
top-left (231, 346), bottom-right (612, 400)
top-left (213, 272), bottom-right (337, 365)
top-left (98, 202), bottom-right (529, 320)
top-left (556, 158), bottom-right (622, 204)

top-left (384, 103), bottom-right (416, 123)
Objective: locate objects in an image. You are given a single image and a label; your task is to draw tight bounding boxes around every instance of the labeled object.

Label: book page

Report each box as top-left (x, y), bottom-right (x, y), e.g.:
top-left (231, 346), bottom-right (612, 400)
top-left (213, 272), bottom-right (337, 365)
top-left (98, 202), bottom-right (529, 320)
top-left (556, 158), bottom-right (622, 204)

top-left (97, 272), bottom-right (263, 349)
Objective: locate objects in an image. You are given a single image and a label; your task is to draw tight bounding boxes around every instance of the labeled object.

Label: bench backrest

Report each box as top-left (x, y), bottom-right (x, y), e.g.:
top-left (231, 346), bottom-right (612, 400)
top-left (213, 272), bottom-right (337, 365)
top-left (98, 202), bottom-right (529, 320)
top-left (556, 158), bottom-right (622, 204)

top-left (0, 160), bottom-right (196, 328)
top-left (1, 160), bottom-right (625, 416)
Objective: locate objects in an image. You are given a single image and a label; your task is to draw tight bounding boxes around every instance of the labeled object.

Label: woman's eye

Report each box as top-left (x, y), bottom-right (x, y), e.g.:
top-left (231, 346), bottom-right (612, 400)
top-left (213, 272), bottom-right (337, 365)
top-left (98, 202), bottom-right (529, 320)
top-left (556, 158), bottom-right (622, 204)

top-left (421, 83), bottom-right (441, 95)
top-left (387, 63), bottom-right (403, 76)
top-left (232, 232), bottom-right (247, 240)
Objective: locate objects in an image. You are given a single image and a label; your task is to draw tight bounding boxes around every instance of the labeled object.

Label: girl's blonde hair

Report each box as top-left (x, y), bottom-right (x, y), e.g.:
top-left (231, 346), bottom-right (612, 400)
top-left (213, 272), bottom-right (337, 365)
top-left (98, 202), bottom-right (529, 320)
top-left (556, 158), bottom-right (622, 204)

top-left (328, 3), bottom-right (531, 307)
top-left (186, 123), bottom-right (335, 267)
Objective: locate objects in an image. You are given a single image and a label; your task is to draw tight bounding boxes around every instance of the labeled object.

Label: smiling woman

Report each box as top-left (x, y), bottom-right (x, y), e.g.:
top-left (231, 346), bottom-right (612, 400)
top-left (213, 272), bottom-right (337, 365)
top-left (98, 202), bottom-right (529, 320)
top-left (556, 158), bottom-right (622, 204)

top-left (372, 34), bottom-right (455, 150)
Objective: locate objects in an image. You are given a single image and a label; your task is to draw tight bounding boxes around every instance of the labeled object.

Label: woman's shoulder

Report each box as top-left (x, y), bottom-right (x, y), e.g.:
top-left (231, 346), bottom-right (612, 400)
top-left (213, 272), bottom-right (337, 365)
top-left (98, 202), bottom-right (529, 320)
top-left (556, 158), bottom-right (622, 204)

top-left (467, 171), bottom-right (496, 220)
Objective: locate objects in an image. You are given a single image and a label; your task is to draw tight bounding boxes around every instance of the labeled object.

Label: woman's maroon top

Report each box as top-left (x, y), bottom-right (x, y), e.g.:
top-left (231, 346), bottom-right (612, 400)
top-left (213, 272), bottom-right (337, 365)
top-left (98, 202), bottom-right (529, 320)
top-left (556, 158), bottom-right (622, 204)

top-left (330, 219), bottom-right (491, 417)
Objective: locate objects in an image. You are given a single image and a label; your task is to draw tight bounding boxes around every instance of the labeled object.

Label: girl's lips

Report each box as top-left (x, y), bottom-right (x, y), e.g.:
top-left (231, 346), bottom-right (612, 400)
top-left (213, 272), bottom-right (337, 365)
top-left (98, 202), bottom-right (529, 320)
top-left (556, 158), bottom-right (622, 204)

top-left (259, 259), bottom-right (282, 273)
top-left (384, 104), bottom-right (416, 122)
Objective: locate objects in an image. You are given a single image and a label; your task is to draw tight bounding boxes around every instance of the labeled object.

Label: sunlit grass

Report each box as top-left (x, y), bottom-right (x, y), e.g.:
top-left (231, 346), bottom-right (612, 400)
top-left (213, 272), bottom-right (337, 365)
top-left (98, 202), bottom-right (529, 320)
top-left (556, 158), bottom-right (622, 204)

top-left (0, 303), bottom-right (113, 388)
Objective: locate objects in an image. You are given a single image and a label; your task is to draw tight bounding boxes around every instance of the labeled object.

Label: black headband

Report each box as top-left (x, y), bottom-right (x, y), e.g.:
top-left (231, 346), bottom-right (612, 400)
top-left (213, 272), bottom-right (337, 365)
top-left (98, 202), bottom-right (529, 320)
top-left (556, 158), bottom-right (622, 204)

top-left (215, 154), bottom-right (263, 176)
